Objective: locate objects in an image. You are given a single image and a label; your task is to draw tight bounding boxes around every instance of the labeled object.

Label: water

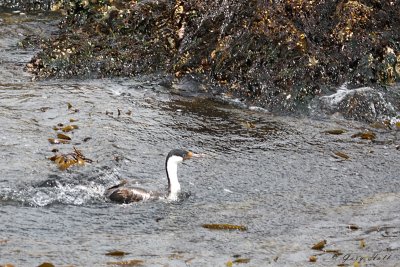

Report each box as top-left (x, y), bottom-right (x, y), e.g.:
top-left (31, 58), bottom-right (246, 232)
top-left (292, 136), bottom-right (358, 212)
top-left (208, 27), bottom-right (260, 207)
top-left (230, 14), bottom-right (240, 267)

top-left (1, 11), bottom-right (400, 267)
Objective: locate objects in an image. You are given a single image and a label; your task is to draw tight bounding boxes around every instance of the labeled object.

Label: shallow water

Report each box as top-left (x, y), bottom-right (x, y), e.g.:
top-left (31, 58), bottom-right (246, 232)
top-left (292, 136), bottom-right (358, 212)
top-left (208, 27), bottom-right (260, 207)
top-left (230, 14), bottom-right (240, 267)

top-left (1, 11), bottom-right (400, 267)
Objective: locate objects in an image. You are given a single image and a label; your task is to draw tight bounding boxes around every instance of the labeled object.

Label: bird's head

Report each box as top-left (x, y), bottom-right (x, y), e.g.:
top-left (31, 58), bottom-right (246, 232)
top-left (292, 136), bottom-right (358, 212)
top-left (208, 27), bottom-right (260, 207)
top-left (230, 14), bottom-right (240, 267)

top-left (166, 149), bottom-right (193, 164)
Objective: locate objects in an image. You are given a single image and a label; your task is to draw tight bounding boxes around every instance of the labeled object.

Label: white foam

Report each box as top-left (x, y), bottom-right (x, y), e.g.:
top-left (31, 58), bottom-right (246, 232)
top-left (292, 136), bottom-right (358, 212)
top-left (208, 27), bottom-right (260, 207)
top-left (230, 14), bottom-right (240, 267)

top-left (320, 84), bottom-right (373, 106)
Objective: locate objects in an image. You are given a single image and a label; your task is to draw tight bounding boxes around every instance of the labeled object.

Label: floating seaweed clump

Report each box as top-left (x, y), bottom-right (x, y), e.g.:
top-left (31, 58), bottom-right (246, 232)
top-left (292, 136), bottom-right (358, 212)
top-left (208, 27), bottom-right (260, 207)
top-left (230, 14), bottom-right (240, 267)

top-left (49, 147), bottom-right (93, 170)
top-left (226, 258), bottom-right (251, 266)
top-left (202, 223), bottom-right (247, 231)
top-left (311, 240), bottom-right (326, 250)
top-left (106, 259), bottom-right (144, 266)
top-left (351, 131), bottom-right (376, 140)
top-left (309, 255), bottom-right (317, 262)
top-left (233, 258), bottom-right (250, 264)
top-left (323, 129), bottom-right (347, 135)
top-left (348, 224), bottom-right (360, 230)
top-left (57, 133), bottom-right (71, 140)
top-left (332, 151), bottom-right (350, 160)
top-left (105, 250), bottom-right (130, 257)
top-left (48, 138), bottom-right (70, 144)
top-left (61, 124), bottom-right (79, 132)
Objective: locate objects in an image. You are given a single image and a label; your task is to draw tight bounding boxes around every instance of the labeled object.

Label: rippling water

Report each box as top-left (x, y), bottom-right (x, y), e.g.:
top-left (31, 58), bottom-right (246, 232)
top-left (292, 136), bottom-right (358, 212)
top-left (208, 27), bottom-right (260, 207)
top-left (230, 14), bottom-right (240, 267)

top-left (1, 11), bottom-right (400, 267)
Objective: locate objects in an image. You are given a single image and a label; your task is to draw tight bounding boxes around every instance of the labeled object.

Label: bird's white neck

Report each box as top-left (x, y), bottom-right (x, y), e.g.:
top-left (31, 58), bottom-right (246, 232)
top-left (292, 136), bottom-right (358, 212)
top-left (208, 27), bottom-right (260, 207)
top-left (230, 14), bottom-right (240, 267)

top-left (166, 155), bottom-right (182, 200)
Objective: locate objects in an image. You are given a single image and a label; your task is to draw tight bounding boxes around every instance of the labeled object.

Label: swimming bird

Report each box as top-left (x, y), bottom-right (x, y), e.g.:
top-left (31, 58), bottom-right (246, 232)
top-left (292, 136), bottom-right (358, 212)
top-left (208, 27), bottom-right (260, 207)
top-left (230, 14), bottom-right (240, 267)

top-left (106, 149), bottom-right (193, 203)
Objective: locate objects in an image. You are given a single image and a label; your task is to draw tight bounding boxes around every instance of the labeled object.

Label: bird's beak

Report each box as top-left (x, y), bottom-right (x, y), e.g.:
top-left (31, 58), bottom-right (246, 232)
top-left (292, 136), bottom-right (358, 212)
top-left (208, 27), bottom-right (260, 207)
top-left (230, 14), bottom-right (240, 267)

top-left (183, 151), bottom-right (193, 160)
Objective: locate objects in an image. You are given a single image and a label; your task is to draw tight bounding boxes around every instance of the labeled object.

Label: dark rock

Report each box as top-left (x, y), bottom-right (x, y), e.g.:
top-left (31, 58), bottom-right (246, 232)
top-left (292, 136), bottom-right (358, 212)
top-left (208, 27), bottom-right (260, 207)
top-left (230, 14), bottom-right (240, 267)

top-left (312, 85), bottom-right (397, 122)
top-left (19, 0), bottom-right (400, 120)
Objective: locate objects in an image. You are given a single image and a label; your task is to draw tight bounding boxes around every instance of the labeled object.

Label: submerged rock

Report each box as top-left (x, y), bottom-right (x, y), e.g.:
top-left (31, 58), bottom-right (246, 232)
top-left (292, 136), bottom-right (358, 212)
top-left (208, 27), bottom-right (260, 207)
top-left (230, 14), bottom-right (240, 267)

top-left (313, 84), bottom-right (397, 122)
top-left (13, 0), bottom-right (400, 120)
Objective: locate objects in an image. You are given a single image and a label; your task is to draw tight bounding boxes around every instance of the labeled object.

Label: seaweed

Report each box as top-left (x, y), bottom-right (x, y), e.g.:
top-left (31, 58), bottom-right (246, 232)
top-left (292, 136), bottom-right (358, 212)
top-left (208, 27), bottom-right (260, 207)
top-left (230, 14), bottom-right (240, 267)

top-left (202, 223), bottom-right (247, 231)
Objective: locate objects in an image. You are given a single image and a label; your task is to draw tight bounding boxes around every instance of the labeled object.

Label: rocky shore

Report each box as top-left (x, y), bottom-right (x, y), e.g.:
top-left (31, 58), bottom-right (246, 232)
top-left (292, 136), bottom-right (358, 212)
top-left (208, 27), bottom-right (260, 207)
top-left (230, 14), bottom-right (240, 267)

top-left (12, 0), bottom-right (400, 119)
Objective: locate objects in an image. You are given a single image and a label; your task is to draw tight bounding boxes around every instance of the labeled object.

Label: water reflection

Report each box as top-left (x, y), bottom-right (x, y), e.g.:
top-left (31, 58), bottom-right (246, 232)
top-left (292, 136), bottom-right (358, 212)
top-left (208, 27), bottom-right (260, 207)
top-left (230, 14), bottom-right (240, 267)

top-left (159, 97), bottom-right (290, 155)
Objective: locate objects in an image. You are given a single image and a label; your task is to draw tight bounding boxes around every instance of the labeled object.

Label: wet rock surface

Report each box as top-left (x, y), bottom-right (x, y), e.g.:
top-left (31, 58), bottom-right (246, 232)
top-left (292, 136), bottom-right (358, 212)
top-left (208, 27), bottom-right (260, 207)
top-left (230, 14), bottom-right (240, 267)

top-left (311, 84), bottom-right (400, 122)
top-left (13, 0), bottom-right (399, 120)
top-left (0, 0), bottom-right (54, 11)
